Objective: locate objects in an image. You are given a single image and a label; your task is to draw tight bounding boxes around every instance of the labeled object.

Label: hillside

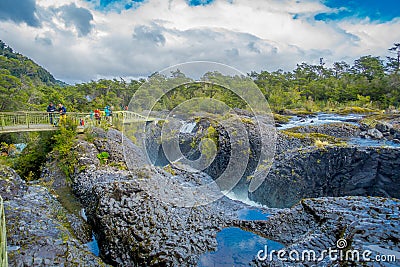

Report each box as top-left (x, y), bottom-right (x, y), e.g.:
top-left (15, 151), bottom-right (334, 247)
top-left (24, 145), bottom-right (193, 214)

top-left (0, 40), bottom-right (64, 86)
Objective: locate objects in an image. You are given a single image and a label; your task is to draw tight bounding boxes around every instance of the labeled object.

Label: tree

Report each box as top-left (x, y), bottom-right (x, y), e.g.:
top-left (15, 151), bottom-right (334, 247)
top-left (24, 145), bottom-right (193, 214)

top-left (0, 69), bottom-right (23, 110)
top-left (387, 43), bottom-right (400, 73)
top-left (351, 56), bottom-right (385, 81)
top-left (332, 61), bottom-right (350, 78)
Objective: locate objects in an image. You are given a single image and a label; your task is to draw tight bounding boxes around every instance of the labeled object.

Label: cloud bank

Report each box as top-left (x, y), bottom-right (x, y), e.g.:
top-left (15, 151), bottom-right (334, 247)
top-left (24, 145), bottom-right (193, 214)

top-left (0, 0), bottom-right (399, 83)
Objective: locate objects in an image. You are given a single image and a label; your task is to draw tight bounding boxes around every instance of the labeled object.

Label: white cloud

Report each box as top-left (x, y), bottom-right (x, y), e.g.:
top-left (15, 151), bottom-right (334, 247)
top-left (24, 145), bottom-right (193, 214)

top-left (0, 0), bottom-right (399, 83)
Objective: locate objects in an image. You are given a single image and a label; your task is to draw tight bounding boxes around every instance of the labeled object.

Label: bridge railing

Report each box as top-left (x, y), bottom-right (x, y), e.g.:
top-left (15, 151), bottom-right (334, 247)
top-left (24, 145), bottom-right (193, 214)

top-left (0, 111), bottom-right (154, 132)
top-left (112, 111), bottom-right (153, 125)
top-left (0, 112), bottom-right (50, 129)
top-left (0, 195), bottom-right (7, 267)
top-left (0, 112), bottom-right (92, 130)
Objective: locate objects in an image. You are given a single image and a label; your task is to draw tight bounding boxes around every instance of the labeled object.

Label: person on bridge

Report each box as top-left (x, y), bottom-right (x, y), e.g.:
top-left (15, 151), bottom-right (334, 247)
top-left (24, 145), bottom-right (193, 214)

top-left (94, 109), bottom-right (101, 124)
top-left (58, 103), bottom-right (67, 125)
top-left (46, 102), bottom-right (56, 125)
top-left (104, 106), bottom-right (112, 124)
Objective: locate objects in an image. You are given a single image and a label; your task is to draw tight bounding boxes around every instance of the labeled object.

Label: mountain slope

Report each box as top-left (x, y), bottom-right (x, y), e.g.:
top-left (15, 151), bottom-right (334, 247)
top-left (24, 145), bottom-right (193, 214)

top-left (0, 40), bottom-right (64, 86)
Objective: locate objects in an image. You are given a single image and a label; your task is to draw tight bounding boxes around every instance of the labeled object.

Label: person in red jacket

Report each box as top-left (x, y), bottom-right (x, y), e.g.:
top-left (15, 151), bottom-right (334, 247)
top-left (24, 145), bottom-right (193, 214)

top-left (94, 109), bottom-right (101, 124)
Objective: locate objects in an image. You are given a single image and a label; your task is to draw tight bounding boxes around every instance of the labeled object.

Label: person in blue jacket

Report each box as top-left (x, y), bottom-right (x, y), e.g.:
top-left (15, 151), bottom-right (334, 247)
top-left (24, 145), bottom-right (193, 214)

top-left (104, 106), bottom-right (112, 123)
top-left (46, 102), bottom-right (56, 125)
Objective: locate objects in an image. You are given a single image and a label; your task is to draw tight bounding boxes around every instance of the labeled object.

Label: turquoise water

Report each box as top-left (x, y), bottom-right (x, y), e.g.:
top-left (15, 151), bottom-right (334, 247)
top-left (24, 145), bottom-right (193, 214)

top-left (196, 195), bottom-right (274, 265)
top-left (348, 137), bottom-right (400, 148)
top-left (198, 227), bottom-right (284, 266)
top-left (237, 208), bottom-right (269, 220)
top-left (14, 143), bottom-right (27, 152)
top-left (85, 233), bottom-right (100, 256)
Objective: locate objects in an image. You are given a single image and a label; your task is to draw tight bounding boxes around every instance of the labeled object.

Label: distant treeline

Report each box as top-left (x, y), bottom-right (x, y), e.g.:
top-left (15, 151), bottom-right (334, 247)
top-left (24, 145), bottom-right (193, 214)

top-left (1, 39), bottom-right (399, 112)
top-left (250, 44), bottom-right (400, 111)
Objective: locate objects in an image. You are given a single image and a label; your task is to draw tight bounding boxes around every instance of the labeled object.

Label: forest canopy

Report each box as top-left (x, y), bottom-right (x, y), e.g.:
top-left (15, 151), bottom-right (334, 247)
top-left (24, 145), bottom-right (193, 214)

top-left (1, 40), bottom-right (399, 113)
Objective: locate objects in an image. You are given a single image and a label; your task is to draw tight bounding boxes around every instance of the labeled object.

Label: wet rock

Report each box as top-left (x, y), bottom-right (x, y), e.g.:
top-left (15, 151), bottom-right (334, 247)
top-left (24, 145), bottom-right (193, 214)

top-left (375, 122), bottom-right (393, 133)
top-left (67, 122), bottom-right (400, 266)
top-left (40, 155), bottom-right (93, 244)
top-left (360, 122), bottom-right (369, 131)
top-left (359, 131), bottom-right (368, 138)
top-left (367, 128), bottom-right (384, 139)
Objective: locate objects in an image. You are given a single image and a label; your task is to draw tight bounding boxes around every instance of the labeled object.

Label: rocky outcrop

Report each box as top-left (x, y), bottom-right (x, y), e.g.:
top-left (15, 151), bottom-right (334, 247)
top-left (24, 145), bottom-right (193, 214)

top-left (0, 166), bottom-right (107, 266)
top-left (70, 128), bottom-right (247, 266)
top-left (360, 120), bottom-right (400, 143)
top-left (249, 146), bottom-right (400, 208)
top-left (237, 196), bottom-right (400, 266)
top-left (142, 116), bottom-right (400, 210)
top-left (62, 124), bottom-right (400, 266)
top-left (143, 117), bottom-right (276, 194)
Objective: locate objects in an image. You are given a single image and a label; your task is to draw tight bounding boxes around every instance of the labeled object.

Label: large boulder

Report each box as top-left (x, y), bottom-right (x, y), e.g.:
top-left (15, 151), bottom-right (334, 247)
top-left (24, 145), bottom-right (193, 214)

top-left (375, 121), bottom-right (393, 133)
top-left (0, 165), bottom-right (27, 200)
top-left (367, 128), bottom-right (384, 139)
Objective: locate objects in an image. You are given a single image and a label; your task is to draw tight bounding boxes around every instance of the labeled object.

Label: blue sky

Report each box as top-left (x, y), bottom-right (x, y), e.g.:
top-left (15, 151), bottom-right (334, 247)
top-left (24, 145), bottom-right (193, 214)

top-left (316, 0), bottom-right (400, 22)
top-left (0, 0), bottom-right (399, 83)
top-left (88, 0), bottom-right (400, 21)
top-left (90, 0), bottom-right (216, 10)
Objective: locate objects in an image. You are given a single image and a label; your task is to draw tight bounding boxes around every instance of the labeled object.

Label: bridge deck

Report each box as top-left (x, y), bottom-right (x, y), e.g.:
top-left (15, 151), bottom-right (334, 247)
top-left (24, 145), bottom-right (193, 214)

top-left (0, 124), bottom-right (57, 134)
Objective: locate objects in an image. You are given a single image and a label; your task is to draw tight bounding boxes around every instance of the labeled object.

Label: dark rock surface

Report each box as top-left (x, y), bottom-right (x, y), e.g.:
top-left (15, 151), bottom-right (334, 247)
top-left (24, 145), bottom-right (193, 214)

top-left (0, 165), bottom-right (108, 266)
top-left (40, 157), bottom-right (93, 244)
top-left (3, 111), bottom-right (400, 267)
top-left (70, 128), bottom-right (247, 266)
top-left (238, 196), bottom-right (400, 266)
top-left (143, 117), bottom-right (276, 193)
top-left (276, 131), bottom-right (314, 152)
top-left (250, 146), bottom-right (400, 208)
top-left (287, 123), bottom-right (360, 138)
top-left (0, 166), bottom-right (27, 201)
top-left (66, 124), bottom-right (400, 266)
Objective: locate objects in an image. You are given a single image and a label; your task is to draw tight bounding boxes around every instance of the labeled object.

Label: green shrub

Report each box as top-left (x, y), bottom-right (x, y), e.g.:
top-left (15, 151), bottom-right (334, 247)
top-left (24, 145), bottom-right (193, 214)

top-left (163, 164), bottom-right (176, 175)
top-left (13, 131), bottom-right (55, 180)
top-left (97, 151), bottom-right (110, 164)
top-left (273, 113), bottom-right (290, 124)
top-left (52, 126), bottom-right (78, 179)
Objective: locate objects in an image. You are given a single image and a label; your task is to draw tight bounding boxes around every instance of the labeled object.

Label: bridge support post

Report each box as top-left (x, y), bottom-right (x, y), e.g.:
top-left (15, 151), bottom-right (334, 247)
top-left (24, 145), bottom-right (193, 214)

top-left (26, 113), bottom-right (30, 129)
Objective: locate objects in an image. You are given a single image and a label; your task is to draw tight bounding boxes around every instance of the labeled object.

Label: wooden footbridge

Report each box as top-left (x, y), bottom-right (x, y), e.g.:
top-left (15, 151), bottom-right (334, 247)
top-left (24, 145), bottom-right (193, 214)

top-left (0, 111), bottom-right (156, 134)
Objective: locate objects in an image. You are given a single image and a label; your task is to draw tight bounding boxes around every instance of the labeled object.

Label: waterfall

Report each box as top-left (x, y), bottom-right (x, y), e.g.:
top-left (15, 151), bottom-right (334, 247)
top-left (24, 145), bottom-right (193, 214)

top-left (180, 122), bottom-right (197, 133)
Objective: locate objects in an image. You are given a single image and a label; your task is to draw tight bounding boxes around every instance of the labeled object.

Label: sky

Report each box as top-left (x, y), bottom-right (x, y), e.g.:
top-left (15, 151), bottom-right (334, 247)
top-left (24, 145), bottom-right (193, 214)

top-left (0, 0), bottom-right (399, 84)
